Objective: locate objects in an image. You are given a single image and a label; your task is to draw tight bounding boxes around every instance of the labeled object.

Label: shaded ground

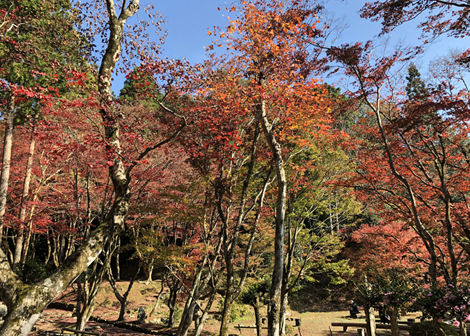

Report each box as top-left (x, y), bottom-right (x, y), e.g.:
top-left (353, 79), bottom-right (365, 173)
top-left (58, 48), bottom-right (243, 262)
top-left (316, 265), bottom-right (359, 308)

top-left (25, 281), bottom-right (419, 336)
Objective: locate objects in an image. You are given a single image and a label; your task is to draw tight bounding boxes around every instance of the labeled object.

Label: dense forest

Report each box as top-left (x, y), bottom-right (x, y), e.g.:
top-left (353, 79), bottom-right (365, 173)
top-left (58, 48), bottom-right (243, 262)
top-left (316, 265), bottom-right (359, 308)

top-left (1, 0), bottom-right (470, 336)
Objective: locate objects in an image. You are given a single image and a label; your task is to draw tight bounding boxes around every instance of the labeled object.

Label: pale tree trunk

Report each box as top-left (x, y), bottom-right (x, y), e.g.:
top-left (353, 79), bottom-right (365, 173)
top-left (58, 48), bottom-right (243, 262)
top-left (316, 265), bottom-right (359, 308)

top-left (21, 191), bottom-right (39, 264)
top-left (194, 284), bottom-right (218, 336)
top-left (76, 297), bottom-right (96, 331)
top-left (176, 280), bottom-right (201, 335)
top-left (0, 224), bottom-right (110, 336)
top-left (143, 263), bottom-right (154, 285)
top-left (76, 240), bottom-right (117, 330)
top-left (0, 92), bottom-right (15, 242)
top-left (280, 226), bottom-right (309, 336)
top-left (13, 129), bottom-right (35, 265)
top-left (76, 273), bottom-right (84, 329)
top-left (218, 202), bottom-right (267, 336)
top-left (176, 257), bottom-right (207, 336)
top-left (115, 237), bottom-right (121, 280)
top-left (460, 321), bottom-right (467, 336)
top-left (177, 229), bottom-right (222, 336)
top-left (365, 305), bottom-right (376, 336)
top-left (149, 277), bottom-right (166, 317)
top-left (217, 114), bottom-right (268, 336)
top-left (279, 293), bottom-right (287, 336)
top-left (258, 74), bottom-right (287, 336)
top-left (0, 2), bottom-right (142, 334)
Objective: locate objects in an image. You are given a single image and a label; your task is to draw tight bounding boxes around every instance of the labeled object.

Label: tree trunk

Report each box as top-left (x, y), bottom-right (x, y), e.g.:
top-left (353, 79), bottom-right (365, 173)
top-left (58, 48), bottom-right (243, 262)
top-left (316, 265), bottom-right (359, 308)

top-left (76, 273), bottom-right (84, 328)
top-left (13, 129), bottom-right (35, 265)
top-left (460, 321), bottom-right (467, 336)
top-left (259, 74), bottom-right (286, 336)
top-left (176, 288), bottom-right (199, 336)
top-left (107, 260), bottom-right (140, 321)
top-left (219, 292), bottom-right (235, 336)
top-left (0, 224), bottom-right (109, 336)
top-left (76, 240), bottom-right (117, 330)
top-left (390, 307), bottom-right (399, 336)
top-left (22, 192), bottom-right (38, 264)
top-left (193, 286), bottom-right (218, 336)
top-left (0, 92), bottom-right (15, 242)
top-left (167, 283), bottom-right (180, 328)
top-left (115, 238), bottom-right (121, 281)
top-left (365, 305), bottom-right (376, 336)
top-left (149, 280), bottom-right (165, 317)
top-left (433, 316), bottom-right (445, 336)
top-left (279, 292), bottom-right (288, 336)
top-left (253, 297), bottom-right (263, 336)
top-left (143, 264), bottom-right (154, 285)
top-left (76, 296), bottom-right (96, 331)
top-left (176, 254), bottom-right (212, 336)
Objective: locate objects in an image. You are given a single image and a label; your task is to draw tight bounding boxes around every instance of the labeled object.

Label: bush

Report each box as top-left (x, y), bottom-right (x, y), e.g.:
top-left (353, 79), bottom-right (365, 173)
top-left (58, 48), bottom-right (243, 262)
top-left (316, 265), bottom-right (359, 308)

top-left (285, 324), bottom-right (295, 335)
top-left (13, 258), bottom-right (47, 285)
top-left (215, 299), bottom-right (250, 322)
top-left (409, 321), bottom-right (459, 336)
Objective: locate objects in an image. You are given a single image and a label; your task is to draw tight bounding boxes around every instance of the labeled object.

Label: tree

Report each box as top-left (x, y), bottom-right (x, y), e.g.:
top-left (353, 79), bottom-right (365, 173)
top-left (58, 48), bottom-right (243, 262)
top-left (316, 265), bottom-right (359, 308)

top-left (329, 42), bottom-right (470, 335)
top-left (279, 142), bottom-right (357, 335)
top-left (0, 0), bottom-right (88, 248)
top-left (405, 64), bottom-right (429, 101)
top-left (0, 0), bottom-right (189, 334)
top-left (209, 2), bottom-right (333, 335)
top-left (179, 63), bottom-right (275, 336)
top-left (240, 279), bottom-right (270, 336)
top-left (348, 221), bottom-right (428, 336)
top-left (360, 0), bottom-right (470, 42)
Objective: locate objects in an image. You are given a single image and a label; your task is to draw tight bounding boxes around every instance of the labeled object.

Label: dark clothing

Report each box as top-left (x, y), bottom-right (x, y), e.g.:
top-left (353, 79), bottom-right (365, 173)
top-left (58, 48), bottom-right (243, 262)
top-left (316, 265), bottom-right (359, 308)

top-left (350, 302), bottom-right (360, 318)
top-left (379, 307), bottom-right (390, 324)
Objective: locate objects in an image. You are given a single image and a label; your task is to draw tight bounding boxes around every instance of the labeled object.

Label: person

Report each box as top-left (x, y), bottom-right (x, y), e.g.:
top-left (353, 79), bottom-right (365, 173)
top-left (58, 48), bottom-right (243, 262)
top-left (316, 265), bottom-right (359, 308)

top-left (349, 300), bottom-right (360, 318)
top-left (379, 307), bottom-right (390, 324)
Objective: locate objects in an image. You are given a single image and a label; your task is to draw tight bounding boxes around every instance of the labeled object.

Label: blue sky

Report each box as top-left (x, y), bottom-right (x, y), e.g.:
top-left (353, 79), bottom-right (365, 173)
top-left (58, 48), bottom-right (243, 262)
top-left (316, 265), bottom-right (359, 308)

top-left (112, 0), bottom-right (469, 92)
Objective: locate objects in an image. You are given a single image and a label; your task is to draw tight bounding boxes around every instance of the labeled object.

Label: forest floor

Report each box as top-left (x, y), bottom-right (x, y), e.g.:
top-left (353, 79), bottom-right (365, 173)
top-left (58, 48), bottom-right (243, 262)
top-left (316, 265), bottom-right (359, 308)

top-left (25, 280), bottom-right (419, 336)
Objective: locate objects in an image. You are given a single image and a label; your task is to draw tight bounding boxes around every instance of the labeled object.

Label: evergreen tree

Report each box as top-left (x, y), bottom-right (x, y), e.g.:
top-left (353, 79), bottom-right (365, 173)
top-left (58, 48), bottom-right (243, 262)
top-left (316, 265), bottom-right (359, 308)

top-left (119, 66), bottom-right (159, 104)
top-left (405, 64), bottom-right (429, 101)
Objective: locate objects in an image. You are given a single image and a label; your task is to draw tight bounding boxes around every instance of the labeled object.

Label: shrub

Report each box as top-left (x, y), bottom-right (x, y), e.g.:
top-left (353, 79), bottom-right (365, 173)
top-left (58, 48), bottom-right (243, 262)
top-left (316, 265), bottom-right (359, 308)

top-left (13, 258), bottom-right (47, 285)
top-left (409, 321), bottom-right (459, 336)
top-left (215, 299), bottom-right (250, 322)
top-left (285, 324), bottom-right (295, 335)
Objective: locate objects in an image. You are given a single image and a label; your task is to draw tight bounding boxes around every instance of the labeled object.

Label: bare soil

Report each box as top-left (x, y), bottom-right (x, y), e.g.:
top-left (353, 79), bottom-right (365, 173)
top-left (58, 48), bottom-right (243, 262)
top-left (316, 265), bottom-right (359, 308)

top-left (24, 281), bottom-right (419, 336)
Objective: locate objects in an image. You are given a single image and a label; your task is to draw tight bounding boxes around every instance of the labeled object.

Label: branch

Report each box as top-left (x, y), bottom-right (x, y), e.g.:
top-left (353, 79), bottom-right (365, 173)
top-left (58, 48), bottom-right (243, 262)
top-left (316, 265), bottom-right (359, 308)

top-left (362, 232), bottom-right (430, 266)
top-left (435, 0), bottom-right (470, 8)
top-left (125, 100), bottom-right (187, 176)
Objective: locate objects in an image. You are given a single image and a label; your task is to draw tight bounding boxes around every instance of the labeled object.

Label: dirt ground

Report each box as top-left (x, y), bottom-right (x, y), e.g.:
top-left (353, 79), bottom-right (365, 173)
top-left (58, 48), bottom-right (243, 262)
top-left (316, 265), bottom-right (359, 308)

top-left (24, 281), bottom-right (419, 336)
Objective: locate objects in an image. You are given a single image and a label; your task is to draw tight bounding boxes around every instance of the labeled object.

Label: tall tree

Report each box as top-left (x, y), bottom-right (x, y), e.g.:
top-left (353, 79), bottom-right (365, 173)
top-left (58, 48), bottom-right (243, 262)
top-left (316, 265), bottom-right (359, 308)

top-left (405, 64), bottom-right (429, 101)
top-left (329, 42), bottom-right (470, 335)
top-left (0, 0), bottom-right (88, 246)
top-left (0, 0), bottom-right (188, 334)
top-left (209, 2), bottom-right (333, 335)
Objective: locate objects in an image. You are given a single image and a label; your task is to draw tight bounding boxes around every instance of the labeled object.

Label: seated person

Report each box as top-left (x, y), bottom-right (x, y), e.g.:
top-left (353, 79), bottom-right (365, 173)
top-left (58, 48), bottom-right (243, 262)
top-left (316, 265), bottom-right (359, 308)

top-left (379, 307), bottom-right (390, 324)
top-left (349, 300), bottom-right (360, 318)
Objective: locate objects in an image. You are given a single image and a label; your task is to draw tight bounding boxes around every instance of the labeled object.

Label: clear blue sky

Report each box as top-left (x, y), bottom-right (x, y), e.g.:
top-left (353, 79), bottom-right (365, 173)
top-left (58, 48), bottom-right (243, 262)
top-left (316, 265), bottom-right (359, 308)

top-left (112, 0), bottom-right (469, 92)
